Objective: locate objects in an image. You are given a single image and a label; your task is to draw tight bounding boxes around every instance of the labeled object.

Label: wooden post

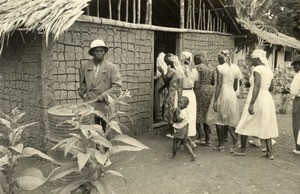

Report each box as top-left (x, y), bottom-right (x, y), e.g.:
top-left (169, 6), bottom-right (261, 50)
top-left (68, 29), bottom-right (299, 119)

top-left (213, 16), bottom-right (215, 31)
top-left (208, 10), bottom-right (211, 31)
top-left (86, 6), bottom-right (90, 16)
top-left (109, 0), bottom-right (112, 19)
top-left (133, 0), bottom-right (136, 23)
top-left (149, 0), bottom-right (152, 24)
top-left (126, 0), bottom-right (129, 22)
top-left (180, 0), bottom-right (184, 28)
top-left (97, 0), bottom-right (100, 17)
top-left (198, 0), bottom-right (202, 30)
top-left (186, 0), bottom-right (190, 28)
top-left (118, 0), bottom-right (122, 21)
top-left (145, 0), bottom-right (149, 24)
top-left (192, 0), bottom-right (195, 29)
top-left (203, 3), bottom-right (206, 30)
top-left (137, 0), bottom-right (141, 24)
top-left (216, 15), bottom-right (219, 32)
top-left (189, 0), bottom-right (192, 29)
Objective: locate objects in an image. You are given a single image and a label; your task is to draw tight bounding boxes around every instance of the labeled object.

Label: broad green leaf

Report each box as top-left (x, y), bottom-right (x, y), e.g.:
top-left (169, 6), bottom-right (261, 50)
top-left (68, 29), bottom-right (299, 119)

top-left (105, 170), bottom-right (126, 184)
top-left (81, 124), bottom-right (103, 139)
top-left (112, 135), bottom-right (149, 150)
top-left (110, 145), bottom-right (146, 154)
top-left (16, 167), bottom-right (46, 191)
top-left (10, 143), bottom-right (24, 153)
top-left (57, 179), bottom-right (88, 194)
top-left (107, 154), bottom-right (136, 170)
top-left (51, 137), bottom-right (75, 150)
top-left (92, 110), bottom-right (107, 122)
top-left (64, 138), bottom-right (78, 157)
top-left (0, 111), bottom-right (11, 122)
top-left (11, 108), bottom-right (25, 122)
top-left (107, 95), bottom-right (114, 104)
top-left (0, 155), bottom-right (9, 167)
top-left (91, 180), bottom-right (107, 194)
top-left (77, 152), bottom-right (91, 171)
top-left (0, 146), bottom-right (10, 155)
top-left (115, 111), bottom-right (133, 124)
top-left (95, 151), bottom-right (109, 165)
top-left (109, 121), bottom-right (122, 134)
top-left (22, 147), bottom-right (54, 161)
top-left (90, 187), bottom-right (100, 194)
top-left (91, 135), bottom-right (113, 149)
top-left (47, 162), bottom-right (78, 181)
top-left (0, 118), bottom-right (11, 130)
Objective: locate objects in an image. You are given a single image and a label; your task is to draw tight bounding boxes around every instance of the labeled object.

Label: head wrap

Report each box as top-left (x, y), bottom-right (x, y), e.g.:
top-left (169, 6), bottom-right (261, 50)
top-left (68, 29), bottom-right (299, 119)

top-left (252, 50), bottom-right (270, 68)
top-left (218, 50), bottom-right (231, 65)
top-left (195, 51), bottom-right (208, 64)
top-left (181, 51), bottom-right (194, 72)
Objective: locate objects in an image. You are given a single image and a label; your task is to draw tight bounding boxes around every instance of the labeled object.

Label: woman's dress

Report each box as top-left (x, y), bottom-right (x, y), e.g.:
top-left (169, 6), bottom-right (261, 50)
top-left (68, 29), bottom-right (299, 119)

top-left (163, 68), bottom-right (182, 123)
top-left (194, 64), bottom-right (214, 124)
top-left (206, 63), bottom-right (240, 128)
top-left (235, 65), bottom-right (278, 139)
top-left (181, 67), bottom-right (198, 137)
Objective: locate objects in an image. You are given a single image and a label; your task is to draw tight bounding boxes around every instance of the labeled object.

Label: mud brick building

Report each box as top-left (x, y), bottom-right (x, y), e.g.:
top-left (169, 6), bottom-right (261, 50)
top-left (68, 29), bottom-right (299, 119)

top-left (0, 0), bottom-right (249, 149)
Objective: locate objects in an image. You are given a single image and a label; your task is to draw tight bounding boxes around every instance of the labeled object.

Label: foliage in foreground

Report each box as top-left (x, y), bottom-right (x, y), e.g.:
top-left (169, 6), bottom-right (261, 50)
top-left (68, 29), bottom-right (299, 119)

top-left (48, 90), bottom-right (149, 193)
top-left (0, 108), bottom-right (54, 194)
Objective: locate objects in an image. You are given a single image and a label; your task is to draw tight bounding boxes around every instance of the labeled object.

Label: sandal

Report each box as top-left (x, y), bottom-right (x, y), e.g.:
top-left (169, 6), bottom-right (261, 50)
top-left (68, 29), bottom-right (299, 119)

top-left (262, 154), bottom-right (274, 160)
top-left (191, 154), bottom-right (196, 162)
top-left (212, 146), bottom-right (225, 152)
top-left (232, 148), bottom-right (246, 156)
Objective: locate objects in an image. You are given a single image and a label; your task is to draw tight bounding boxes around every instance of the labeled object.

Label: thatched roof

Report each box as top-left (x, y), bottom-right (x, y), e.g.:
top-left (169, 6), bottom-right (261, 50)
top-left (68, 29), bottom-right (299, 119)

top-left (0, 0), bottom-right (90, 53)
top-left (237, 18), bottom-right (300, 50)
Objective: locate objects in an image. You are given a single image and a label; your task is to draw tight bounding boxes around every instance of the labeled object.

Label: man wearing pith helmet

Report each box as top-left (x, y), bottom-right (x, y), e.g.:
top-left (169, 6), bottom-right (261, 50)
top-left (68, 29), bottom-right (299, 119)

top-left (78, 39), bottom-right (122, 131)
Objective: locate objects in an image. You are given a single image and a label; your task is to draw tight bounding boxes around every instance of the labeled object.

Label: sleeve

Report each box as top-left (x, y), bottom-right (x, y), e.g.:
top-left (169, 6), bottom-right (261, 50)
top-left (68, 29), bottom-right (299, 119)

top-left (217, 65), bottom-right (223, 74)
top-left (99, 65), bottom-right (123, 101)
top-left (172, 110), bottom-right (189, 129)
top-left (253, 66), bottom-right (261, 74)
top-left (78, 64), bottom-right (87, 94)
top-left (290, 73), bottom-right (300, 97)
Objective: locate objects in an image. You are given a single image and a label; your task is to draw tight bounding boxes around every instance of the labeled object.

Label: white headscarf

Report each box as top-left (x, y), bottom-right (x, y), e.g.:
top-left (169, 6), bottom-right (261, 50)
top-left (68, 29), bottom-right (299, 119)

top-left (252, 50), bottom-right (270, 68)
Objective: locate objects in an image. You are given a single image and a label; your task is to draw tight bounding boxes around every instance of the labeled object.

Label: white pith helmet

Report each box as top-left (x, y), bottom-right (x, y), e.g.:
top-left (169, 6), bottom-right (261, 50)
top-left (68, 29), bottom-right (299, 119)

top-left (88, 39), bottom-right (109, 55)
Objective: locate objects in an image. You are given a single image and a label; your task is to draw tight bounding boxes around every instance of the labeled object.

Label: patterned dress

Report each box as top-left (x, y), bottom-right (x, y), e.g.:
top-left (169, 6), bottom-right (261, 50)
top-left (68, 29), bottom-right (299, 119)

top-left (163, 68), bottom-right (182, 123)
top-left (194, 64), bottom-right (214, 124)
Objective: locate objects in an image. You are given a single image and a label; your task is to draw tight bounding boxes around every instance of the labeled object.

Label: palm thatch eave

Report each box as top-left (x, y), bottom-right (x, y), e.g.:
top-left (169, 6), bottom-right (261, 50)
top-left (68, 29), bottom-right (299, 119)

top-left (0, 0), bottom-right (91, 54)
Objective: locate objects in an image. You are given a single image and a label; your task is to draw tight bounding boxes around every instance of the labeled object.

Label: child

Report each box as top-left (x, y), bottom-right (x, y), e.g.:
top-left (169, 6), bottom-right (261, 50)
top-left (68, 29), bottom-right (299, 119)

top-left (170, 96), bottom-right (197, 161)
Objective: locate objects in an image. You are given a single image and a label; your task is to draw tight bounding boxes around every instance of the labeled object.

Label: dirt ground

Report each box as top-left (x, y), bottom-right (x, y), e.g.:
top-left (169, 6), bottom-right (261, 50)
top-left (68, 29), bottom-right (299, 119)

top-left (21, 98), bottom-right (300, 194)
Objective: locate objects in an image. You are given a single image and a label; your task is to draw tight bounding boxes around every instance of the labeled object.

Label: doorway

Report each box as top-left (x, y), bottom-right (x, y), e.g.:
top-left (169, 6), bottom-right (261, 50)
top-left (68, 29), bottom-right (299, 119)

top-left (153, 31), bottom-right (177, 125)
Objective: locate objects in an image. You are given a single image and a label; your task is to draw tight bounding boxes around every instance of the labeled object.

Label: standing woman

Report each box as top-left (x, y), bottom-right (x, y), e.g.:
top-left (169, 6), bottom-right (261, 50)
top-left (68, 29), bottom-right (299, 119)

top-left (233, 50), bottom-right (278, 159)
top-left (158, 54), bottom-right (183, 138)
top-left (180, 52), bottom-right (198, 143)
top-left (194, 51), bottom-right (215, 145)
top-left (206, 50), bottom-right (240, 151)
top-left (289, 56), bottom-right (300, 155)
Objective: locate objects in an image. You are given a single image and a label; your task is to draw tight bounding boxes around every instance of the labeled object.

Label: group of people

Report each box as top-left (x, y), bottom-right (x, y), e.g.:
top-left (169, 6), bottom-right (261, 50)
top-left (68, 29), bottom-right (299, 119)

top-left (154, 48), bottom-right (300, 161)
top-left (77, 39), bottom-right (299, 162)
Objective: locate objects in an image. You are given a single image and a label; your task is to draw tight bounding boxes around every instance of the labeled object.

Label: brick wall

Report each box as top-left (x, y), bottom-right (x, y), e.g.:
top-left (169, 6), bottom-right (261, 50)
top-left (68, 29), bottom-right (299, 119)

top-left (181, 33), bottom-right (235, 66)
top-left (46, 21), bottom-right (154, 135)
top-left (0, 33), bottom-right (46, 149)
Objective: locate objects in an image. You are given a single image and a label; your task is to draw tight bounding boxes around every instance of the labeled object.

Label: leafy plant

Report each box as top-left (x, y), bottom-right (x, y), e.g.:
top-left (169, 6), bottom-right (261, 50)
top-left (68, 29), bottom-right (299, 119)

top-left (273, 62), bottom-right (295, 113)
top-left (48, 89), bottom-right (149, 194)
top-left (0, 108), bottom-right (54, 194)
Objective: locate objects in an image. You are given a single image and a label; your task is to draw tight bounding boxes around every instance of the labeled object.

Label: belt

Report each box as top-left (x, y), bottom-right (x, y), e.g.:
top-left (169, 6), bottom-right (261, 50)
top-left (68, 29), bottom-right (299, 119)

top-left (183, 88), bottom-right (193, 90)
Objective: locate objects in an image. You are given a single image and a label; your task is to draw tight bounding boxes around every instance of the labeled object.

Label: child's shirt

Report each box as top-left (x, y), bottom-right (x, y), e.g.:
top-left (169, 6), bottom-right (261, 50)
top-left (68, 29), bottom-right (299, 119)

top-left (172, 108), bottom-right (189, 130)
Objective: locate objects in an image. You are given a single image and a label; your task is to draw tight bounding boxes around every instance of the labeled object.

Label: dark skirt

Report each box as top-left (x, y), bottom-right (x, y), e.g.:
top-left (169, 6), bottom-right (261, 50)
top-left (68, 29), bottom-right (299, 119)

top-left (292, 97), bottom-right (300, 149)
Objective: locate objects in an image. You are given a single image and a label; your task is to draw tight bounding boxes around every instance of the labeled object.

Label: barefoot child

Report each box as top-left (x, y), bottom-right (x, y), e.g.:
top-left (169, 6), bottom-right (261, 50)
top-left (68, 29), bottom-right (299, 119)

top-left (170, 96), bottom-right (197, 161)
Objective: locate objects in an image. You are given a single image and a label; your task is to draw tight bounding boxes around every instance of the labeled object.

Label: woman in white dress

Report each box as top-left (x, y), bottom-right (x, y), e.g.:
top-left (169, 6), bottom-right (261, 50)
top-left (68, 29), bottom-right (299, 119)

top-left (233, 50), bottom-right (278, 160)
top-left (206, 50), bottom-right (240, 151)
top-left (180, 52), bottom-right (198, 144)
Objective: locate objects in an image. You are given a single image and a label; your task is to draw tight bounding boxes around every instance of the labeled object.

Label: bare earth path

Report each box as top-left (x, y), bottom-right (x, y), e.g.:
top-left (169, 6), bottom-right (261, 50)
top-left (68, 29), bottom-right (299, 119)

top-left (22, 99), bottom-right (300, 194)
